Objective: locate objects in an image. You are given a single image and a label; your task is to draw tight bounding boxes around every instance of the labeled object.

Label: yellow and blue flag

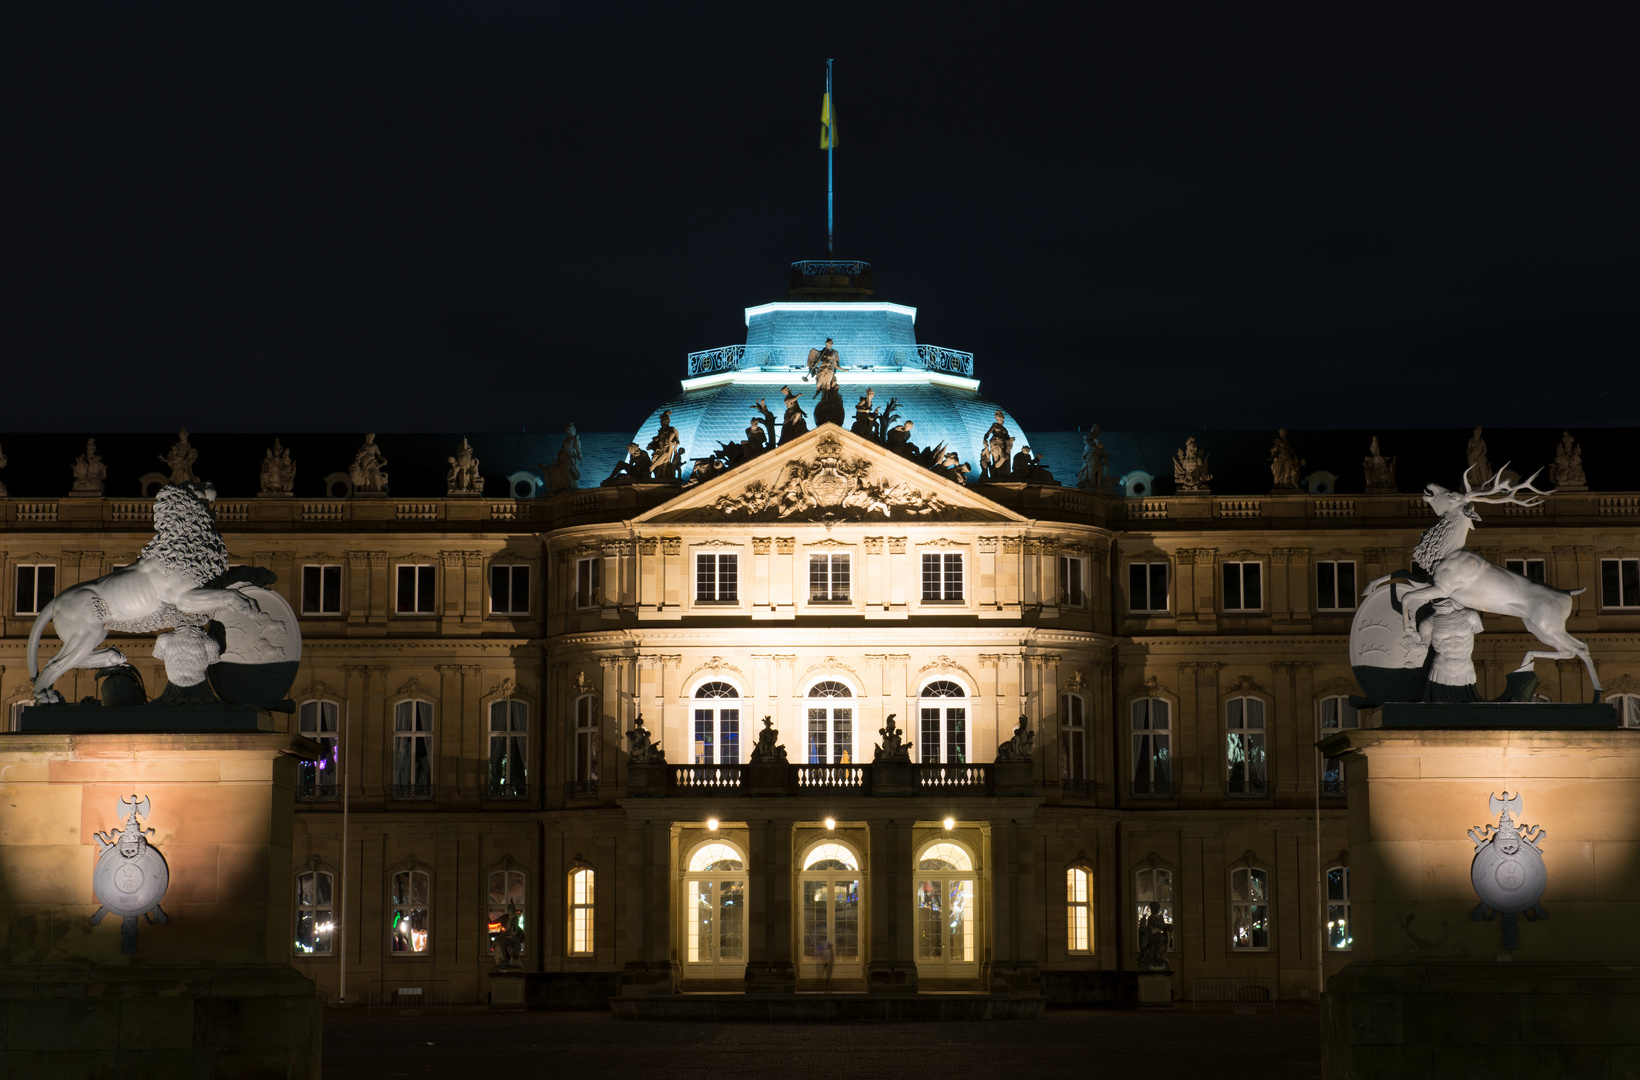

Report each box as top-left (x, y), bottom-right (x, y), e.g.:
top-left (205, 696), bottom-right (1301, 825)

top-left (819, 92), bottom-right (837, 150)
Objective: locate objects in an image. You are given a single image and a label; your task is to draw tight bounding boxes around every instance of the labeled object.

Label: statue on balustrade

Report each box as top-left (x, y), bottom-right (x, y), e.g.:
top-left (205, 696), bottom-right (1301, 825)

top-left (349, 433), bottom-right (389, 493)
top-left (539, 423), bottom-right (581, 496)
top-left (808, 338), bottom-right (846, 427)
top-left (980, 410), bottom-right (1015, 481)
top-left (851, 389), bottom-right (881, 439)
top-left (71, 438), bottom-right (108, 496)
top-left (646, 410), bottom-right (685, 482)
top-left (602, 443), bottom-right (653, 485)
top-left (1362, 436), bottom-right (1396, 493)
top-left (1076, 426), bottom-right (1107, 491)
top-left (873, 714), bottom-right (911, 763)
top-left (160, 429), bottom-right (199, 484)
top-left (259, 439), bottom-right (296, 496)
top-left (1552, 431), bottom-right (1587, 491)
top-left (626, 716), bottom-right (665, 764)
top-left (1466, 427), bottom-right (1491, 485)
top-left (779, 386), bottom-right (809, 445)
top-left (748, 716), bottom-right (789, 764)
top-left (1269, 429), bottom-right (1303, 491)
top-left (445, 437), bottom-right (484, 495)
top-left (995, 714), bottom-right (1036, 762)
top-left (1172, 437), bottom-right (1212, 493)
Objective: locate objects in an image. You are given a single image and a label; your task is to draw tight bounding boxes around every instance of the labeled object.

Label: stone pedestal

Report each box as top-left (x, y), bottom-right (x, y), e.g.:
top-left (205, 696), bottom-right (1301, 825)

top-left (1137, 970), bottom-right (1173, 1006)
top-left (864, 959), bottom-right (919, 993)
top-left (489, 970), bottom-right (526, 1009)
top-left (992, 761), bottom-right (1035, 797)
top-left (1318, 723), bottom-right (1640, 1077)
top-left (743, 960), bottom-right (797, 993)
top-left (0, 722), bottom-right (322, 1078)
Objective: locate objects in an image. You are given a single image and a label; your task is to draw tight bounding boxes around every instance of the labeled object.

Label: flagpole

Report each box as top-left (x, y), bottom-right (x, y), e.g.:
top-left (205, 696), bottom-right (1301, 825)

top-left (826, 58), bottom-right (834, 255)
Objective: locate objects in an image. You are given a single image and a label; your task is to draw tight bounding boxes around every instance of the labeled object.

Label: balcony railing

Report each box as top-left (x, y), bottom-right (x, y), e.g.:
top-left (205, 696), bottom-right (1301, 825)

top-left (486, 781), bottom-right (529, 800)
top-left (1227, 779), bottom-right (1269, 797)
top-left (296, 782), bottom-right (339, 802)
top-left (796, 764), bottom-right (866, 790)
top-left (1059, 778), bottom-right (1095, 798)
top-left (565, 779), bottom-right (600, 800)
top-left (1130, 780), bottom-right (1172, 797)
top-left (671, 765), bottom-right (743, 791)
top-left (388, 783), bottom-right (434, 801)
top-left (685, 343), bottom-right (975, 379)
top-left (661, 762), bottom-right (996, 796)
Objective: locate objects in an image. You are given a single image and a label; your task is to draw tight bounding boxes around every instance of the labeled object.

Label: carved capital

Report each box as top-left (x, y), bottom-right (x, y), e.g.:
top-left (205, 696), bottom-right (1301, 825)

top-left (1001, 537), bottom-right (1023, 554)
top-left (773, 654), bottom-right (797, 669)
top-left (889, 537), bottom-right (906, 554)
top-left (368, 551), bottom-right (389, 568)
top-left (347, 551), bottom-right (370, 569)
top-left (661, 538), bottom-right (681, 556)
top-left (752, 537), bottom-right (771, 554)
top-left (863, 536), bottom-right (883, 554)
top-left (1193, 548), bottom-right (1217, 565)
top-left (864, 654), bottom-right (886, 666)
top-left (637, 538), bottom-right (658, 555)
top-left (776, 538), bottom-right (795, 555)
top-left (1552, 546), bottom-right (1576, 558)
top-left (602, 539), bottom-right (631, 556)
top-left (440, 550), bottom-right (465, 568)
top-left (977, 536), bottom-right (998, 553)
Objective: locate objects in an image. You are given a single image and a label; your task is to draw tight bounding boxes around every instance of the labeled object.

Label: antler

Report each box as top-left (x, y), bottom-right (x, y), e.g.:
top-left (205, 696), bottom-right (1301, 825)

top-left (1463, 463), bottom-right (1552, 508)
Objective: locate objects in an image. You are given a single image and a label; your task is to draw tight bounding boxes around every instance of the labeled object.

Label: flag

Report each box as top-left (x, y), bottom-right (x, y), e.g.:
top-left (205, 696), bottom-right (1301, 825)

top-left (819, 92), bottom-right (837, 150)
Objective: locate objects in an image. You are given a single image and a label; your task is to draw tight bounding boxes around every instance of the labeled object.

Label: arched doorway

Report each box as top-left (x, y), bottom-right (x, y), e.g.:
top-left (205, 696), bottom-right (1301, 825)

top-left (915, 839), bottom-right (978, 980)
top-left (798, 841), bottom-right (863, 985)
top-left (682, 841), bottom-right (747, 979)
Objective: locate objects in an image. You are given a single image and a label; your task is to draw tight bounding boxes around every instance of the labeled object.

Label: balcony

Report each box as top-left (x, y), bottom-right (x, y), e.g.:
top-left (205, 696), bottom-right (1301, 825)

top-left (685, 343), bottom-right (975, 379)
top-left (656, 761), bottom-right (1002, 797)
top-left (1060, 778), bottom-right (1095, 799)
top-left (1227, 779), bottom-right (1269, 797)
top-left (1130, 780), bottom-right (1172, 798)
top-left (486, 781), bottom-right (529, 801)
top-left (565, 779), bottom-right (600, 801)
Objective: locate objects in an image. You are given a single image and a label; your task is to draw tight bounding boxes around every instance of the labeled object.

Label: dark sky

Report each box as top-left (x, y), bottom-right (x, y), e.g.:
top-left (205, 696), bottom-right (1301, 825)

top-left (9, 3), bottom-right (1635, 437)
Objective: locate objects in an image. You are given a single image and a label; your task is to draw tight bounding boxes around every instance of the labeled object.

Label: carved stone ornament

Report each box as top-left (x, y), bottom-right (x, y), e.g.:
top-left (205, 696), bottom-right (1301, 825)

top-left (1467, 791), bottom-right (1548, 949)
top-left (160, 429), bottom-right (200, 484)
top-left (445, 437), bottom-right (485, 496)
top-left (994, 714), bottom-right (1035, 762)
top-left (259, 438), bottom-right (296, 496)
top-left (748, 716), bottom-right (788, 764)
top-left (70, 438), bottom-right (108, 496)
top-left (626, 715), bottom-right (665, 764)
top-left (710, 434), bottom-right (951, 520)
top-left (539, 422), bottom-right (582, 496)
top-left (1551, 431), bottom-right (1587, 492)
top-left (873, 713), bottom-right (911, 763)
top-left (349, 433), bottom-right (390, 493)
top-left (1363, 436), bottom-right (1397, 493)
top-left (91, 794), bottom-right (170, 954)
top-left (1172, 438), bottom-right (1212, 493)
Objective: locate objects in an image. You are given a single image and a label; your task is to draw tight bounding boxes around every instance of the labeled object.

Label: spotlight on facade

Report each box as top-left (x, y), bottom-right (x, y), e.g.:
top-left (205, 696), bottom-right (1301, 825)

top-left (824, 817), bottom-right (836, 831)
top-left (707, 818), bottom-right (719, 831)
top-left (943, 817), bottom-right (955, 830)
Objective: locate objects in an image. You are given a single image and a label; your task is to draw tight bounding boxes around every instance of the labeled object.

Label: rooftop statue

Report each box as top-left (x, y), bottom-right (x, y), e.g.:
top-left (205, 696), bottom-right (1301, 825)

top-left (979, 410), bottom-right (1015, 481)
top-left (1466, 427), bottom-right (1491, 485)
top-left (807, 338), bottom-right (847, 427)
top-left (1552, 431), bottom-right (1586, 491)
top-left (160, 429), bottom-right (200, 484)
top-left (1173, 437), bottom-right (1212, 493)
top-left (71, 438), bottom-right (108, 496)
top-left (1269, 429), bottom-right (1304, 491)
top-left (445, 437), bottom-right (485, 495)
top-left (750, 399), bottom-right (776, 453)
top-left (647, 410), bottom-right (684, 482)
top-left (779, 386), bottom-right (809, 445)
top-left (539, 423), bottom-right (581, 496)
top-left (1010, 446), bottom-right (1058, 487)
top-left (1076, 426), bottom-right (1107, 491)
top-left (259, 438), bottom-right (296, 496)
top-left (349, 433), bottom-right (389, 493)
top-left (603, 442), bottom-right (653, 485)
top-left (1363, 436), bottom-right (1397, 493)
top-left (850, 389), bottom-right (879, 439)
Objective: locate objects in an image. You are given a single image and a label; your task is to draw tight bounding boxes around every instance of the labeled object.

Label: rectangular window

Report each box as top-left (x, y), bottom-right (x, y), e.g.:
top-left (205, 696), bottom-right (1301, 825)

top-left (1320, 696), bottom-right (1359, 797)
top-left (569, 868), bottom-right (595, 955)
top-left (1131, 698), bottom-right (1171, 796)
top-left (1230, 867), bottom-right (1271, 950)
top-left (487, 700), bottom-right (528, 798)
top-left (695, 553), bottom-right (738, 602)
top-left (921, 553), bottom-right (964, 601)
top-left (14, 563), bottom-right (56, 616)
top-left (390, 869), bottom-right (430, 953)
top-left (1061, 693), bottom-right (1088, 784)
top-left (1326, 867), bottom-right (1352, 951)
top-left (809, 553), bottom-right (851, 602)
top-left (391, 700), bottom-right (434, 798)
top-left (1603, 558), bottom-right (1640, 608)
top-left (301, 564), bottom-right (342, 615)
top-left (1226, 697), bottom-right (1267, 796)
top-left (919, 706), bottom-right (967, 764)
top-left (574, 557), bottom-right (601, 610)
top-left (574, 696), bottom-right (598, 782)
top-left (490, 564), bottom-right (531, 614)
top-left (1058, 556), bottom-right (1086, 607)
top-left (1066, 867), bottom-right (1092, 954)
top-left (395, 564), bottom-right (437, 614)
top-left (1222, 561), bottom-right (1262, 611)
top-left (1128, 562), bottom-right (1169, 613)
top-left (295, 870), bottom-right (335, 955)
top-left (1316, 560), bottom-right (1357, 610)
top-left (1505, 558), bottom-right (1547, 585)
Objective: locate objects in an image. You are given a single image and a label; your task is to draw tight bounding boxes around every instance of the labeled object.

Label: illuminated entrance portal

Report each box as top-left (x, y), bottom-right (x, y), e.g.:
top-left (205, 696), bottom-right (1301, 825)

top-left (684, 842), bottom-right (747, 978)
top-left (916, 840), bottom-right (977, 980)
top-left (799, 842), bottom-right (862, 984)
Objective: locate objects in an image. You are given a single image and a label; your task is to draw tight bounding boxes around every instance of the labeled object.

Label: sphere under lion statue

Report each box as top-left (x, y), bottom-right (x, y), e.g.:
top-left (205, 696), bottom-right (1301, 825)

top-left (27, 482), bottom-right (294, 706)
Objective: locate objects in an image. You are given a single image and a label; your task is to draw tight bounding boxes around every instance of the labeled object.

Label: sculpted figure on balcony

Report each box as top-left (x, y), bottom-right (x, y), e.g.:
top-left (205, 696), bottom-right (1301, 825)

top-left (646, 410), bottom-right (684, 482)
top-left (160, 429), bottom-right (200, 484)
top-left (873, 714), bottom-right (911, 763)
top-left (1076, 426), bottom-right (1107, 491)
top-left (1173, 437), bottom-right (1212, 493)
top-left (539, 423), bottom-right (581, 496)
top-left (259, 439), bottom-right (296, 496)
top-left (1363, 436), bottom-right (1396, 492)
top-left (1269, 429), bottom-right (1303, 491)
top-left (995, 714), bottom-right (1036, 762)
top-left (626, 716), bottom-right (665, 764)
top-left (749, 716), bottom-right (788, 764)
top-left (349, 433), bottom-right (389, 493)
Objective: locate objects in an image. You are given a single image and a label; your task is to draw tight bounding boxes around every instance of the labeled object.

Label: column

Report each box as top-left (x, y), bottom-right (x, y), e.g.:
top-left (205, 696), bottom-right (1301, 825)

top-left (744, 818), bottom-right (795, 991)
top-left (865, 817), bottom-right (918, 992)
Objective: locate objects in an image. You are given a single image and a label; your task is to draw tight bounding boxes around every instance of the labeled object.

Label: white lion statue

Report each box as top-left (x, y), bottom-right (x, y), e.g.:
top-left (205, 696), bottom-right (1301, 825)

top-left (28, 482), bottom-right (260, 703)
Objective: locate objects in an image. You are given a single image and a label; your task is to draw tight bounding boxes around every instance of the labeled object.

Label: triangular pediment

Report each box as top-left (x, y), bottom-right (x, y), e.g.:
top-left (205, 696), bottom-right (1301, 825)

top-left (633, 424), bottom-right (1027, 524)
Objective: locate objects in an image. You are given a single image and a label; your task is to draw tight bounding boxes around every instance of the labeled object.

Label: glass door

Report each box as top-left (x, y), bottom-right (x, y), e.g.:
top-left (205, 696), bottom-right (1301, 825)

top-left (682, 842), bottom-right (746, 978)
top-left (915, 842), bottom-right (978, 979)
top-left (799, 843), bottom-right (863, 983)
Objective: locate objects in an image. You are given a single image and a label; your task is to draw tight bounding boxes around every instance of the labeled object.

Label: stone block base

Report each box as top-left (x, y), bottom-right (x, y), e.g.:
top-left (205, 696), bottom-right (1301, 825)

top-left (984, 959), bottom-right (1043, 995)
top-left (620, 960), bottom-right (677, 996)
top-left (865, 959), bottom-right (919, 994)
top-left (0, 963), bottom-right (320, 1079)
top-left (1323, 962), bottom-right (1640, 1079)
top-left (525, 971), bottom-right (624, 1009)
top-left (489, 971), bottom-right (526, 1009)
top-left (1041, 970), bottom-right (1139, 1008)
top-left (1136, 971), bottom-right (1173, 1006)
top-left (610, 992), bottom-right (1045, 1021)
top-left (743, 960), bottom-right (796, 993)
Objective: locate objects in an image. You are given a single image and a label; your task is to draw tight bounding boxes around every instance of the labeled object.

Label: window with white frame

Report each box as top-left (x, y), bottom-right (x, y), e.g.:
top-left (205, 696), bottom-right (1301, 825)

top-left (916, 841), bottom-right (977, 974)
top-left (1128, 561), bottom-right (1169, 613)
top-left (696, 553), bottom-right (738, 602)
top-left (1230, 866), bottom-right (1271, 950)
top-left (809, 552), bottom-right (850, 602)
top-left (1131, 698), bottom-right (1171, 796)
top-left (1505, 558), bottom-right (1547, 585)
top-left (918, 680), bottom-right (968, 764)
top-left (921, 552), bottom-right (964, 601)
top-left (294, 869), bottom-right (335, 955)
top-left (490, 563), bottom-right (530, 615)
top-left (800, 843), bottom-right (861, 980)
top-left (574, 556), bottom-right (600, 609)
top-left (573, 696), bottom-right (598, 783)
top-left (486, 868), bottom-right (525, 957)
top-left (1326, 866), bottom-right (1352, 951)
top-left (488, 699), bottom-right (528, 798)
top-left (1222, 561), bottom-right (1263, 611)
top-left (301, 564), bottom-right (342, 615)
top-left (1316, 560), bottom-right (1357, 610)
top-left (692, 682), bottom-right (741, 765)
top-left (569, 867), bottom-right (594, 955)
top-left (391, 700), bottom-right (434, 798)
top-left (684, 842), bottom-right (747, 975)
top-left (1320, 695), bottom-right (1359, 796)
top-left (1614, 693), bottom-right (1640, 729)
top-left (395, 564), bottom-right (436, 614)
top-left (1061, 693), bottom-right (1088, 784)
top-left (1135, 866), bottom-right (1175, 954)
top-left (14, 563), bottom-right (55, 616)
top-left (390, 868), bottom-right (430, 953)
top-left (1066, 866), bottom-right (1092, 954)
top-left (1226, 696), bottom-right (1267, 795)
top-left (1059, 555), bottom-right (1086, 607)
top-left (806, 681), bottom-right (854, 764)
top-left (1602, 558), bottom-right (1640, 609)
top-left (297, 699), bottom-right (339, 799)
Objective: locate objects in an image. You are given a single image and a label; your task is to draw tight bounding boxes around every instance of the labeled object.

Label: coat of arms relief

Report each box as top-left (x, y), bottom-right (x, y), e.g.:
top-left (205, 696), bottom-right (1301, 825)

top-left (709, 434), bottom-right (953, 520)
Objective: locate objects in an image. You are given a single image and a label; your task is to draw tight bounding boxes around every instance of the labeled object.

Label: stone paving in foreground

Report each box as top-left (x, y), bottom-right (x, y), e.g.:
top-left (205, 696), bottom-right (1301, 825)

top-left (324, 1004), bottom-right (1323, 1080)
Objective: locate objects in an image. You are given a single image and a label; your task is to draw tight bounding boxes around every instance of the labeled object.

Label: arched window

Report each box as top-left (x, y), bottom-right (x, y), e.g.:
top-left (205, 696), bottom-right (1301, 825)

top-left (488, 699), bottom-right (528, 798)
top-left (1134, 866), bottom-right (1174, 955)
top-left (683, 841), bottom-right (747, 977)
top-left (297, 699), bottom-right (339, 800)
top-left (294, 869), bottom-right (334, 955)
top-left (569, 866), bottom-right (594, 955)
top-left (1320, 695), bottom-right (1359, 796)
top-left (1325, 866), bottom-right (1352, 951)
top-left (806, 681), bottom-right (854, 765)
top-left (915, 840), bottom-right (977, 977)
top-left (1065, 866), bottom-right (1093, 954)
top-left (1131, 698), bottom-right (1171, 796)
top-left (390, 868), bottom-right (430, 953)
top-left (392, 700), bottom-right (434, 799)
top-left (1225, 697), bottom-right (1267, 796)
top-left (1061, 693), bottom-right (1089, 786)
top-left (918, 680), bottom-right (968, 764)
top-left (573, 696), bottom-right (598, 783)
top-left (800, 842), bottom-right (861, 983)
top-left (692, 682), bottom-right (741, 765)
top-left (486, 868), bottom-right (525, 958)
top-left (1613, 693), bottom-right (1640, 729)
top-left (1230, 866), bottom-right (1270, 950)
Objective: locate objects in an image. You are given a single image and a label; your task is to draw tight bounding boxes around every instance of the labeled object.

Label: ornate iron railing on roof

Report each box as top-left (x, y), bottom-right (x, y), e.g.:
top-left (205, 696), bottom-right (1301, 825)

top-left (789, 259), bottom-right (873, 291)
top-left (686, 343), bottom-right (974, 378)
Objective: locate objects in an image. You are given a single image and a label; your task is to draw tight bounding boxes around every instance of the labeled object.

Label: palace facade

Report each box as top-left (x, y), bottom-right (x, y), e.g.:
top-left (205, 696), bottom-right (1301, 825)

top-left (3, 262), bottom-right (1636, 1007)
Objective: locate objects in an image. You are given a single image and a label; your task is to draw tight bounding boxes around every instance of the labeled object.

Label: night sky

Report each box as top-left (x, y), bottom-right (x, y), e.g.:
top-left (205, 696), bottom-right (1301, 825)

top-left (9, 4), bottom-right (1635, 438)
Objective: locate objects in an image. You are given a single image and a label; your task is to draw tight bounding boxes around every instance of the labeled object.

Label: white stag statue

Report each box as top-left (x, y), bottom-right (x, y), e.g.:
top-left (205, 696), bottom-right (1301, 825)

top-left (1365, 465), bottom-right (1600, 695)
